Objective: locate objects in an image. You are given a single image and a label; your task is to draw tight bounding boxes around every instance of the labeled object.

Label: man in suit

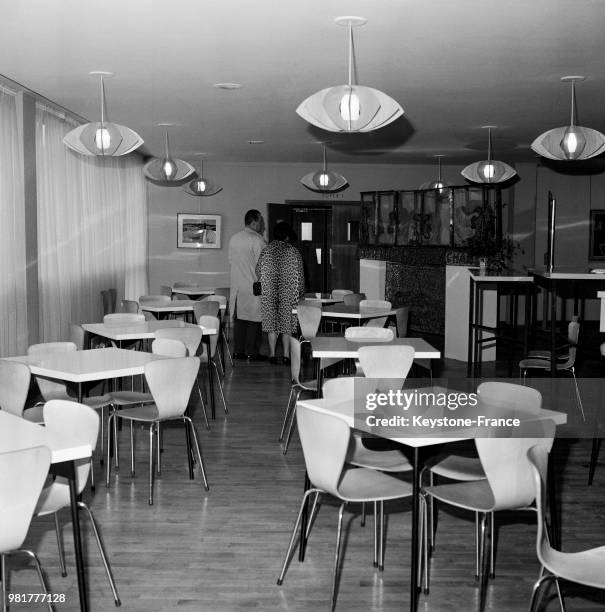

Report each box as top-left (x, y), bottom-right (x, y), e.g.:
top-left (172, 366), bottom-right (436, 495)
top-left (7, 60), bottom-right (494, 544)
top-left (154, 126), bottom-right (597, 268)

top-left (228, 209), bottom-right (266, 360)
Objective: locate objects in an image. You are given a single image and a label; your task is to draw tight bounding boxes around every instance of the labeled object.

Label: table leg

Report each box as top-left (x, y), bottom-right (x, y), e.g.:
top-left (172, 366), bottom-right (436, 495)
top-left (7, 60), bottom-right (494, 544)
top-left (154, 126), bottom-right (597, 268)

top-left (206, 338), bottom-right (216, 419)
top-left (550, 284), bottom-right (557, 377)
top-left (475, 285), bottom-right (484, 378)
top-left (298, 472), bottom-right (311, 562)
top-left (547, 447), bottom-right (560, 549)
top-left (410, 447), bottom-right (421, 612)
top-left (467, 277), bottom-right (475, 378)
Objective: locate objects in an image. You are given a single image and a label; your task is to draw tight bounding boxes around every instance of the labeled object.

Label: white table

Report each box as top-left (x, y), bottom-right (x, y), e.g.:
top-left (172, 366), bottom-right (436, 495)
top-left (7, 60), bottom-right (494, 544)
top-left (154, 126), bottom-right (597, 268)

top-left (7, 348), bottom-right (166, 402)
top-left (297, 391), bottom-right (567, 612)
top-left (320, 304), bottom-right (397, 322)
top-left (0, 411), bottom-right (92, 611)
top-left (303, 293), bottom-right (344, 305)
top-left (171, 285), bottom-right (215, 299)
top-left (82, 320), bottom-right (217, 344)
top-left (141, 300), bottom-right (226, 321)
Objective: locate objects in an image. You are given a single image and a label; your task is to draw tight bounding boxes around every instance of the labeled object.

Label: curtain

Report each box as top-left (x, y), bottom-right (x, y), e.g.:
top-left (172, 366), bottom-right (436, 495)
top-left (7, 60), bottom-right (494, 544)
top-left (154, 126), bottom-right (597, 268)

top-left (35, 104), bottom-right (147, 342)
top-left (0, 86), bottom-right (27, 356)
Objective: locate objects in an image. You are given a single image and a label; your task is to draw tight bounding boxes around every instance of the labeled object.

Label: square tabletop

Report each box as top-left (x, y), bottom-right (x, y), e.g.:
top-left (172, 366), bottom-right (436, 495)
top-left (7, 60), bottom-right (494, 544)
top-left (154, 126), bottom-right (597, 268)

top-left (320, 304), bottom-right (397, 320)
top-left (82, 320), bottom-right (217, 341)
top-left (6, 347), bottom-right (166, 383)
top-left (303, 293), bottom-right (344, 304)
top-left (140, 300), bottom-right (226, 313)
top-left (0, 411), bottom-right (91, 463)
top-left (171, 286), bottom-right (216, 297)
top-left (310, 336), bottom-right (440, 359)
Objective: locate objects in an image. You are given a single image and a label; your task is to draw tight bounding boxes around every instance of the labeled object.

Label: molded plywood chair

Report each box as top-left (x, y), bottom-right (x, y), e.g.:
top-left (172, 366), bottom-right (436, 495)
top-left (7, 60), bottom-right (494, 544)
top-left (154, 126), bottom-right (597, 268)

top-left (0, 445), bottom-right (52, 612)
top-left (106, 356), bottom-right (208, 504)
top-left (36, 401), bottom-right (120, 606)
top-left (160, 285), bottom-right (172, 297)
top-left (0, 359), bottom-right (41, 423)
top-left (198, 315), bottom-right (228, 416)
top-left (519, 316), bottom-right (585, 421)
top-left (277, 402), bottom-right (414, 611)
top-left (103, 313), bottom-right (145, 326)
top-left (527, 444), bottom-right (605, 612)
top-left (202, 295), bottom-right (233, 369)
top-left (345, 326), bottom-right (394, 342)
top-left (422, 419), bottom-right (556, 609)
top-left (297, 304), bottom-right (322, 340)
top-left (343, 292), bottom-right (366, 307)
top-left (331, 289), bottom-right (353, 300)
top-left (360, 299), bottom-right (391, 328)
top-left (193, 300), bottom-right (220, 321)
top-left (117, 299), bottom-right (139, 314)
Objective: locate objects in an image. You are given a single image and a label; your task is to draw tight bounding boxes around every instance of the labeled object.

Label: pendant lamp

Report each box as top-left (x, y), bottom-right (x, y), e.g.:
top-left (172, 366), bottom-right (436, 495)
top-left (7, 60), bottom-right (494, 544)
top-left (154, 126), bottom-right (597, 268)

top-left (420, 155), bottom-right (452, 193)
top-left (531, 76), bottom-right (605, 161)
top-left (183, 158), bottom-right (222, 196)
top-left (143, 125), bottom-right (195, 186)
top-left (300, 145), bottom-right (348, 193)
top-left (296, 16), bottom-right (403, 133)
top-left (461, 126), bottom-right (516, 184)
top-left (63, 71), bottom-right (143, 156)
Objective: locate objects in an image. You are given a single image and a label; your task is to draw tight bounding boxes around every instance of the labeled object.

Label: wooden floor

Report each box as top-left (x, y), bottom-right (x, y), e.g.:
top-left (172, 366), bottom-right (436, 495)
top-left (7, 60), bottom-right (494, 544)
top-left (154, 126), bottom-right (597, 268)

top-left (11, 356), bottom-right (605, 611)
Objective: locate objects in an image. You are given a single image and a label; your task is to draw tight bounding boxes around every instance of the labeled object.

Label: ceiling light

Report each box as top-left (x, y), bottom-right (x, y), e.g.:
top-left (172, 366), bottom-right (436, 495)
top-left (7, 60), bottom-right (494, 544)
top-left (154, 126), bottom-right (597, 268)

top-left (296, 16), bottom-right (404, 133)
top-left (461, 126), bottom-right (516, 184)
top-left (143, 125), bottom-right (195, 186)
top-left (420, 155), bottom-right (452, 194)
top-left (63, 71), bottom-right (143, 156)
top-left (213, 83), bottom-right (242, 90)
top-left (183, 158), bottom-right (222, 197)
top-left (531, 76), bottom-right (605, 161)
top-left (247, 140), bottom-right (265, 144)
top-left (300, 144), bottom-right (348, 193)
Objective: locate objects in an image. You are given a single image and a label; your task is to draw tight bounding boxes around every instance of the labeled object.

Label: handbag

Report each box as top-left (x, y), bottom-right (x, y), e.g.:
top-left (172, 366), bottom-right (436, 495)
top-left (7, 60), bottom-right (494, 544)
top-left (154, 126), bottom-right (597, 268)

top-left (252, 281), bottom-right (262, 296)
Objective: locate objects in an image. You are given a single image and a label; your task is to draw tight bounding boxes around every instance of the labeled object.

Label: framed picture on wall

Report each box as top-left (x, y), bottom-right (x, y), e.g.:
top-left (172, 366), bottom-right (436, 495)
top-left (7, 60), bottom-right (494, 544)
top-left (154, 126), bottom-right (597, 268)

top-left (177, 213), bottom-right (221, 249)
top-left (589, 209), bottom-right (605, 260)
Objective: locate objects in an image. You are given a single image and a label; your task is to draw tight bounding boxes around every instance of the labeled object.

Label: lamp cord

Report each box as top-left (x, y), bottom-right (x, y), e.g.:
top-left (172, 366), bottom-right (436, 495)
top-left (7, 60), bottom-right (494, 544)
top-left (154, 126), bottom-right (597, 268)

top-left (348, 24), bottom-right (353, 87)
top-left (570, 80), bottom-right (576, 127)
top-left (99, 77), bottom-right (107, 126)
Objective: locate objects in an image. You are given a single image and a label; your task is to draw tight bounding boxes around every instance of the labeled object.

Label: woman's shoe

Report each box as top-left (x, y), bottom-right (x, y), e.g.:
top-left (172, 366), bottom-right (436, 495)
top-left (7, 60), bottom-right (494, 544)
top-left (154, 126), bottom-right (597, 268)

top-left (283, 356), bottom-right (291, 366)
top-left (269, 356), bottom-right (278, 365)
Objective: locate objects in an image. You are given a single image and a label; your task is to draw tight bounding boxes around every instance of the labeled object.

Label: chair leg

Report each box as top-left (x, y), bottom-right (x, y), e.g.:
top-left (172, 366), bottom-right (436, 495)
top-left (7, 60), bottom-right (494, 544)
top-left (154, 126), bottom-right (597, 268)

top-left (148, 424), bottom-right (155, 505)
top-left (212, 361), bottom-right (228, 414)
top-left (528, 573), bottom-right (557, 612)
top-left (222, 328), bottom-right (234, 367)
top-left (330, 502), bottom-right (347, 612)
top-left (304, 491), bottom-right (321, 541)
top-left (78, 502), bottom-right (121, 606)
top-left (157, 424), bottom-right (161, 475)
top-left (53, 513), bottom-right (67, 577)
top-left (283, 389), bottom-right (302, 455)
top-left (419, 494), bottom-right (429, 594)
top-left (99, 406), bottom-right (105, 465)
top-left (130, 421), bottom-right (135, 477)
top-left (478, 512), bottom-right (490, 612)
top-left (569, 368), bottom-right (586, 421)
top-left (106, 414), bottom-right (114, 487)
top-left (1, 553), bottom-right (6, 612)
top-left (113, 413), bottom-right (119, 470)
top-left (277, 488), bottom-right (318, 585)
top-left (378, 500), bottom-right (385, 571)
top-left (90, 458), bottom-right (95, 491)
top-left (279, 387), bottom-right (295, 442)
top-left (489, 512), bottom-right (495, 578)
top-left (373, 501), bottom-right (378, 568)
top-left (19, 550), bottom-right (54, 612)
top-left (196, 380), bottom-right (210, 430)
top-left (589, 437), bottom-right (602, 485)
top-left (184, 416), bottom-right (209, 491)
top-left (475, 511), bottom-right (480, 580)
top-left (361, 502), bottom-right (366, 527)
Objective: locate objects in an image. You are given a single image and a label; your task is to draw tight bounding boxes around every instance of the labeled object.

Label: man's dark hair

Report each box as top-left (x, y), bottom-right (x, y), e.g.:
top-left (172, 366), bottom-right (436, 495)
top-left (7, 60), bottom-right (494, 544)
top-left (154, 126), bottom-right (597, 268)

top-left (244, 209), bottom-right (261, 226)
top-left (273, 221), bottom-right (296, 243)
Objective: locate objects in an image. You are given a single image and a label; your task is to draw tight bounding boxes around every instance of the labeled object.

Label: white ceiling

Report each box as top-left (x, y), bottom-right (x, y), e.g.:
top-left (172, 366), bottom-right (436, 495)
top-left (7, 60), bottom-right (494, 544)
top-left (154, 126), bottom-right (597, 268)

top-left (2, 0), bottom-right (605, 166)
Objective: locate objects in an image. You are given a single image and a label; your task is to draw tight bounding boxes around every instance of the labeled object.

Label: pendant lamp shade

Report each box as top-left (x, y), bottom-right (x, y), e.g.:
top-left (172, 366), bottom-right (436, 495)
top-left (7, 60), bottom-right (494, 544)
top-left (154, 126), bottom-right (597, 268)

top-left (143, 126), bottom-right (195, 186)
top-left (300, 145), bottom-right (348, 193)
top-left (531, 76), bottom-right (605, 161)
top-left (420, 156), bottom-right (452, 193)
top-left (296, 17), bottom-right (403, 133)
top-left (63, 72), bottom-right (143, 157)
top-left (461, 127), bottom-right (516, 184)
top-left (183, 159), bottom-right (222, 196)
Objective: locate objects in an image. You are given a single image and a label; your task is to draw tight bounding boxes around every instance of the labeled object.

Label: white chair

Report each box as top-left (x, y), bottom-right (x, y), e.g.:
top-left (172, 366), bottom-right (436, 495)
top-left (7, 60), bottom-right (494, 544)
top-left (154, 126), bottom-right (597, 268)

top-left (103, 313), bottom-right (145, 326)
top-left (276, 402), bottom-right (415, 611)
top-left (117, 299), bottom-right (139, 314)
top-left (0, 359), bottom-right (41, 423)
top-left (198, 315), bottom-right (229, 416)
top-left (106, 356), bottom-right (208, 504)
top-left (331, 289), bottom-right (354, 300)
top-left (424, 382), bottom-right (543, 579)
top-left (0, 446), bottom-right (53, 612)
top-left (202, 295), bottom-right (233, 369)
top-left (359, 299), bottom-right (391, 328)
top-left (519, 316), bottom-right (585, 421)
top-left (421, 419), bottom-right (556, 608)
top-left (343, 292), bottom-right (366, 307)
top-left (527, 444), bottom-right (605, 612)
top-left (345, 326), bottom-right (394, 341)
top-left (35, 400), bottom-right (120, 606)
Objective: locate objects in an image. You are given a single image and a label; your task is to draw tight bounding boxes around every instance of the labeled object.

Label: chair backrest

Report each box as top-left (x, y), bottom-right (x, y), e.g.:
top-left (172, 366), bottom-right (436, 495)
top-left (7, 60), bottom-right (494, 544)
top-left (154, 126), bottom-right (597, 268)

top-left (343, 292), bottom-right (366, 307)
top-left (214, 287), bottom-right (230, 299)
top-left (193, 300), bottom-right (220, 321)
top-left (357, 345), bottom-right (415, 379)
top-left (477, 381), bottom-right (542, 412)
top-left (476, 419), bottom-right (555, 511)
top-left (145, 356), bottom-right (200, 419)
top-left (360, 299), bottom-right (392, 328)
top-left (203, 295), bottom-right (227, 307)
top-left (345, 326), bottom-right (394, 342)
top-left (139, 295), bottom-right (171, 305)
top-left (394, 306), bottom-right (409, 338)
top-left (43, 399), bottom-right (99, 494)
top-left (296, 403), bottom-right (350, 497)
top-left (172, 293), bottom-right (188, 300)
top-left (117, 299), bottom-right (139, 314)
top-left (289, 336), bottom-right (314, 386)
top-left (69, 323), bottom-right (86, 350)
top-left (152, 338), bottom-right (188, 357)
top-left (143, 311), bottom-right (157, 321)
top-left (0, 446), bottom-right (51, 553)
top-left (331, 289), bottom-right (354, 299)
top-left (155, 326), bottom-right (202, 356)
top-left (322, 376), bottom-right (378, 401)
top-left (0, 360), bottom-right (31, 417)
top-left (527, 443), bottom-right (558, 571)
top-left (197, 315), bottom-right (219, 356)
top-left (27, 342), bottom-right (77, 401)
top-left (103, 313), bottom-right (145, 326)
top-left (160, 285), bottom-right (173, 297)
top-left (297, 304), bottom-right (322, 339)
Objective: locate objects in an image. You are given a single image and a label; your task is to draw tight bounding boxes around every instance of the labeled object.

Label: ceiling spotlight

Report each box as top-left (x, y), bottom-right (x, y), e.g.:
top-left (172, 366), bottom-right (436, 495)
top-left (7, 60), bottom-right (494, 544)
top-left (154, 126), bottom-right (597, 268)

top-left (300, 144), bottom-right (348, 193)
top-left (63, 71), bottom-right (143, 156)
top-left (296, 17), bottom-right (404, 133)
top-left (143, 125), bottom-right (195, 186)
top-left (461, 126), bottom-right (517, 184)
top-left (531, 76), bottom-right (605, 161)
